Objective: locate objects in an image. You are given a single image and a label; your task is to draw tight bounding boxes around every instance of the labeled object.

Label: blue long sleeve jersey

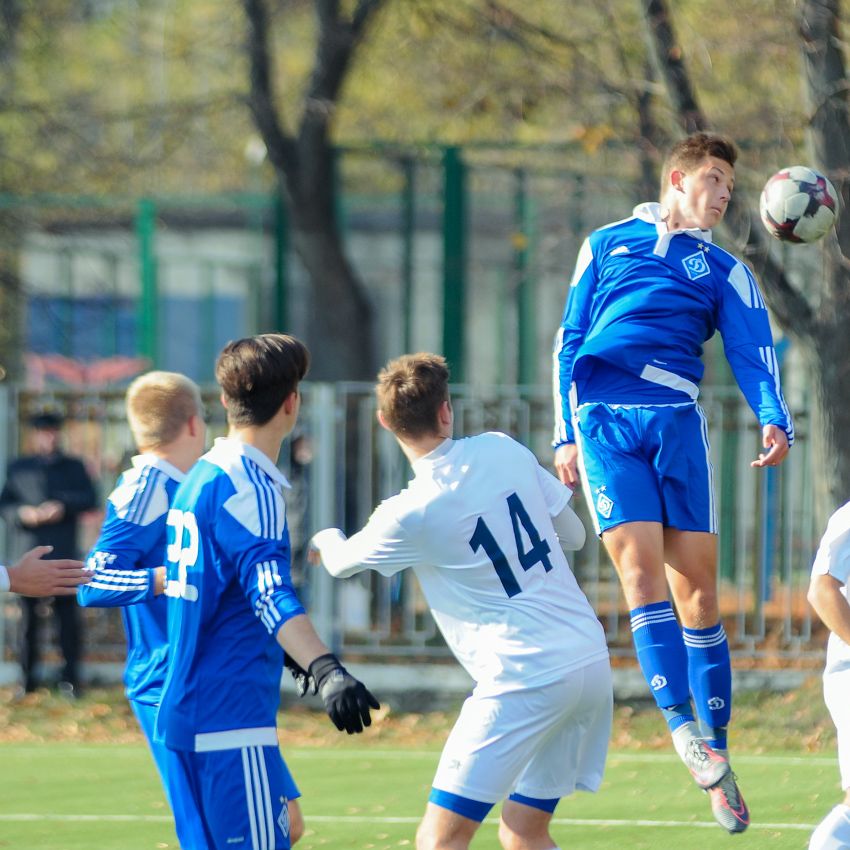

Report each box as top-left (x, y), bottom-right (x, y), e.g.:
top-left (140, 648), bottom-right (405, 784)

top-left (156, 438), bottom-right (305, 752)
top-left (77, 455), bottom-right (185, 705)
top-left (553, 203), bottom-right (794, 447)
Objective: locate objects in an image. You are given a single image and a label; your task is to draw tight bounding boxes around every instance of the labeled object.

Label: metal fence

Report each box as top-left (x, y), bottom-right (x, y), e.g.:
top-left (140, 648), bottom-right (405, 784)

top-left (0, 380), bottom-right (823, 683)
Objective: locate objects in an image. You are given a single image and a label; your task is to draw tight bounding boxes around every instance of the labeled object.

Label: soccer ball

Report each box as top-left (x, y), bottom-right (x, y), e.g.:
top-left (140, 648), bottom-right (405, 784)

top-left (759, 166), bottom-right (838, 243)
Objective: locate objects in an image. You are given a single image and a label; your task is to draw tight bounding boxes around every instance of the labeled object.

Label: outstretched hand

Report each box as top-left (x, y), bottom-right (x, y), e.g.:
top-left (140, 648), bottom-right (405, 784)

top-left (750, 424), bottom-right (789, 469)
top-left (7, 546), bottom-right (89, 597)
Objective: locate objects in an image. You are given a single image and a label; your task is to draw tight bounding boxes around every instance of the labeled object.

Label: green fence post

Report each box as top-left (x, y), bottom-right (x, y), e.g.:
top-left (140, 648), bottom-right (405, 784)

top-left (273, 188), bottom-right (288, 332)
top-left (60, 248), bottom-right (73, 357)
top-left (442, 146), bottom-right (467, 383)
top-left (401, 157), bottom-right (415, 352)
top-left (719, 397), bottom-right (739, 581)
top-left (515, 168), bottom-right (535, 386)
top-left (136, 199), bottom-right (158, 365)
top-left (202, 261), bottom-right (216, 381)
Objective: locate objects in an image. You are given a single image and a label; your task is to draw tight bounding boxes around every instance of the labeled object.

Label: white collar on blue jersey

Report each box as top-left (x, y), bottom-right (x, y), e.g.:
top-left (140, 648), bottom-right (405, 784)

top-left (132, 452), bottom-right (187, 483)
top-left (633, 201), bottom-right (714, 242)
top-left (211, 437), bottom-right (291, 488)
top-left (634, 202), bottom-right (713, 258)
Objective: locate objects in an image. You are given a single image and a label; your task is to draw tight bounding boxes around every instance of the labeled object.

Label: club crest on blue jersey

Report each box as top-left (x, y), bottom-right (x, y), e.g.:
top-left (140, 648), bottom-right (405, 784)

top-left (595, 486), bottom-right (614, 519)
top-left (681, 250), bottom-right (710, 280)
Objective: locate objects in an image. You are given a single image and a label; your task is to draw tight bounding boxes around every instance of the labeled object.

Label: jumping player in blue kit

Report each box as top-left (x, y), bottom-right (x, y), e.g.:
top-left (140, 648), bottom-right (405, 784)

top-left (552, 132), bottom-right (794, 833)
top-left (156, 334), bottom-right (378, 850)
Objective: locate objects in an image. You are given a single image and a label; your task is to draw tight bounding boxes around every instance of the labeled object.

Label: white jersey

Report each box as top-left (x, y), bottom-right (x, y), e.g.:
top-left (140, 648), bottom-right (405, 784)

top-left (313, 432), bottom-right (608, 696)
top-left (811, 500), bottom-right (850, 675)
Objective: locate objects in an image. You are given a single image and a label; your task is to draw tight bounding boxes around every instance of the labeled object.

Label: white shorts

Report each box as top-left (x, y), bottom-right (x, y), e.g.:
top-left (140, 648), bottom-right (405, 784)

top-left (824, 668), bottom-right (850, 789)
top-left (432, 658), bottom-right (612, 804)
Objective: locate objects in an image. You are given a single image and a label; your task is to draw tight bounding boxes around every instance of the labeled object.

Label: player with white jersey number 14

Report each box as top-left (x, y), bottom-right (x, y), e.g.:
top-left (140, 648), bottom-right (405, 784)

top-left (310, 352), bottom-right (612, 850)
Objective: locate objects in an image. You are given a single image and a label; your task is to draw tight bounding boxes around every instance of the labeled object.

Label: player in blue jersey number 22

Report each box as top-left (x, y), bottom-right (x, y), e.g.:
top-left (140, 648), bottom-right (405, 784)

top-left (552, 132), bottom-right (794, 834)
top-left (157, 334), bottom-right (379, 850)
top-left (312, 353), bottom-right (612, 850)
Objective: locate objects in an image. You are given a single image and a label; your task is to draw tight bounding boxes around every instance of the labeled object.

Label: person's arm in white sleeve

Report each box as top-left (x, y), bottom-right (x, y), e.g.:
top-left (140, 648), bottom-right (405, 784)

top-left (808, 573), bottom-right (850, 646)
top-left (552, 502), bottom-right (586, 551)
top-left (809, 504), bottom-right (850, 645)
top-left (311, 501), bottom-right (419, 579)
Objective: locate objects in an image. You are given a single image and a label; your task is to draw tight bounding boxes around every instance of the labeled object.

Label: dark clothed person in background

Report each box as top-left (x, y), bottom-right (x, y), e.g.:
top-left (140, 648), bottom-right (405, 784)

top-left (0, 411), bottom-right (97, 696)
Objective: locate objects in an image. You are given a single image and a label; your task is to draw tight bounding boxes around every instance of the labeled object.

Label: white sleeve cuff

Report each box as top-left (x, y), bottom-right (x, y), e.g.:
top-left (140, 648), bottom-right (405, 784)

top-left (0, 564), bottom-right (9, 593)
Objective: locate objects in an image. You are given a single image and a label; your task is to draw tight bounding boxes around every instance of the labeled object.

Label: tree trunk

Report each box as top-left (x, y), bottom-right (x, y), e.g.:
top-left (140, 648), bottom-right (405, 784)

top-left (0, 1), bottom-right (23, 381)
top-left (290, 222), bottom-right (375, 381)
top-left (808, 333), bottom-right (850, 519)
top-left (242, 0), bottom-right (384, 381)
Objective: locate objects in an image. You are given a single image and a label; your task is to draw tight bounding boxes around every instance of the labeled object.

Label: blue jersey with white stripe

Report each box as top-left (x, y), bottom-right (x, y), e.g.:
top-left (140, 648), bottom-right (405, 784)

top-left (553, 203), bottom-right (794, 446)
top-left (156, 438), bottom-right (305, 752)
top-left (77, 455), bottom-right (185, 705)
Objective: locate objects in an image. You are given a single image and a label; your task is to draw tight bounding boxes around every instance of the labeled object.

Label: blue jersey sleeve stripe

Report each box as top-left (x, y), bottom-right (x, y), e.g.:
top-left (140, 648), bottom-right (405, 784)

top-left (243, 458), bottom-right (272, 539)
top-left (254, 560), bottom-right (286, 633)
top-left (137, 468), bottom-right (163, 525)
top-left (135, 468), bottom-right (158, 523)
top-left (757, 346), bottom-right (795, 442)
top-left (125, 466), bottom-right (151, 523)
top-left (552, 327), bottom-right (570, 447)
top-left (243, 457), bottom-right (284, 540)
top-left (258, 467), bottom-right (279, 540)
top-left (89, 578), bottom-right (149, 592)
top-left (95, 569), bottom-right (148, 584)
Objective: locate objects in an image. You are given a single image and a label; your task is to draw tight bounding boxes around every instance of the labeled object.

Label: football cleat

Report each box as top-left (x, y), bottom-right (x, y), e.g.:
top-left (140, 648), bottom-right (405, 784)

top-left (706, 771), bottom-right (750, 833)
top-left (680, 736), bottom-right (731, 789)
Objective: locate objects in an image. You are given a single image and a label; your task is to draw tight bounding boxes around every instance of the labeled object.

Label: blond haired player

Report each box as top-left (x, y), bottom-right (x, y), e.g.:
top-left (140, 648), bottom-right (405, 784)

top-left (80, 371), bottom-right (303, 847)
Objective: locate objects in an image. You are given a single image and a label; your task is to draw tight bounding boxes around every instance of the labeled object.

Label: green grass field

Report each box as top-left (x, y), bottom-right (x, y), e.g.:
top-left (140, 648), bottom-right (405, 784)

top-left (0, 682), bottom-right (840, 849)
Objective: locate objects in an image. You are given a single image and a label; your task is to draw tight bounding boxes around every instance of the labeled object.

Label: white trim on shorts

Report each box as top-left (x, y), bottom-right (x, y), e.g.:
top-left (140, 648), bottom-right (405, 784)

top-left (240, 746), bottom-right (277, 850)
top-left (694, 402), bottom-right (718, 533)
top-left (194, 727), bottom-right (278, 752)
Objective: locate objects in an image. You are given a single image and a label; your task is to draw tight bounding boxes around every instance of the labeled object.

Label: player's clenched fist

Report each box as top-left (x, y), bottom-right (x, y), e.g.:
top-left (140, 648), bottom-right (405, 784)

top-left (308, 653), bottom-right (380, 734)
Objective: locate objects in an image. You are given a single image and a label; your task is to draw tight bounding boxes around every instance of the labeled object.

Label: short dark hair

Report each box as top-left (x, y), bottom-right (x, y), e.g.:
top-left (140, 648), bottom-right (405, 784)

top-left (376, 353), bottom-right (449, 439)
top-left (661, 132), bottom-right (738, 195)
top-left (215, 334), bottom-right (310, 427)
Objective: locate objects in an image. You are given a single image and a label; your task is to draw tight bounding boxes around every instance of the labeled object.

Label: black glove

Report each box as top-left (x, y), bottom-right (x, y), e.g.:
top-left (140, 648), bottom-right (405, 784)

top-left (308, 653), bottom-right (380, 734)
top-left (284, 653), bottom-right (316, 698)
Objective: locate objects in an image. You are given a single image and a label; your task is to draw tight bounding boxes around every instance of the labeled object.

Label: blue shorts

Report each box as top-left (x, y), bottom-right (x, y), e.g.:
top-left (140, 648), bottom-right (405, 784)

top-left (574, 402), bottom-right (716, 535)
top-left (131, 700), bottom-right (209, 850)
top-left (171, 744), bottom-right (300, 850)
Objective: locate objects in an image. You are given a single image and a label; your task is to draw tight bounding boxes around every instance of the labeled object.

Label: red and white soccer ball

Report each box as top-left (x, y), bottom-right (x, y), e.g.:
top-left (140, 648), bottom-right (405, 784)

top-left (759, 166), bottom-right (838, 243)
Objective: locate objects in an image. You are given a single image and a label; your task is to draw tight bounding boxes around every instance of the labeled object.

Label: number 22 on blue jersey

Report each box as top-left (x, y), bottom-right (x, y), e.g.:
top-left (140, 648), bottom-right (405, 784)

top-left (469, 492), bottom-right (553, 597)
top-left (165, 508), bottom-right (200, 602)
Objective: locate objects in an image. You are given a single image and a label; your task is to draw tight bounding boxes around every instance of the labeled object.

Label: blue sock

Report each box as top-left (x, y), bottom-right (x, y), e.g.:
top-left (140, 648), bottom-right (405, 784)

top-left (683, 622), bottom-right (731, 751)
top-left (630, 602), bottom-right (690, 726)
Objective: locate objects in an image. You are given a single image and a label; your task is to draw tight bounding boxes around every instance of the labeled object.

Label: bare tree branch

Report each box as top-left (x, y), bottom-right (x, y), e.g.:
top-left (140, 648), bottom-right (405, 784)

top-left (640, 0), bottom-right (705, 133)
top-left (242, 0), bottom-right (300, 188)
